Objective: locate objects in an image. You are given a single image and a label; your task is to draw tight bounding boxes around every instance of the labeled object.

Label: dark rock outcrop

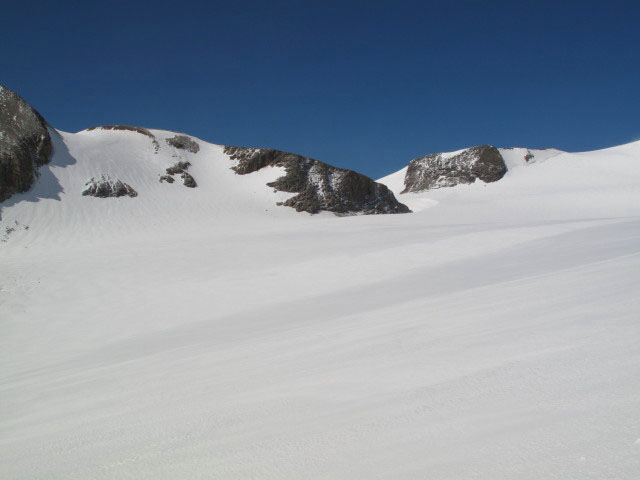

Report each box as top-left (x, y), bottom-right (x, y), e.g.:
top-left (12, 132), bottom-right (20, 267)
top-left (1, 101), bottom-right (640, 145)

top-left (225, 146), bottom-right (410, 215)
top-left (402, 145), bottom-right (507, 193)
top-left (0, 85), bottom-right (53, 202)
top-left (160, 161), bottom-right (197, 187)
top-left (166, 135), bottom-right (199, 153)
top-left (165, 161), bottom-right (191, 175)
top-left (180, 172), bottom-right (197, 188)
top-left (82, 175), bottom-right (138, 198)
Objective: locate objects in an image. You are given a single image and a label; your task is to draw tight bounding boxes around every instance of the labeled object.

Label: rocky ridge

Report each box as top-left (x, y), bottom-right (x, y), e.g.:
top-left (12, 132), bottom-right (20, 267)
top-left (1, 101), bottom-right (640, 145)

top-left (85, 125), bottom-right (160, 152)
top-left (225, 146), bottom-right (410, 215)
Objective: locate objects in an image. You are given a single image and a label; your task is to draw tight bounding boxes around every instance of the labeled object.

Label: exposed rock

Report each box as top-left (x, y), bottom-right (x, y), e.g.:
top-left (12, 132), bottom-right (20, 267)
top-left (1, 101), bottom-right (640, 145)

top-left (0, 85), bottom-right (53, 202)
top-left (165, 161), bottom-right (191, 175)
top-left (225, 146), bottom-right (410, 215)
top-left (84, 125), bottom-right (160, 152)
top-left (181, 172), bottom-right (197, 188)
top-left (160, 161), bottom-right (197, 188)
top-left (166, 135), bottom-right (199, 153)
top-left (1, 219), bottom-right (29, 243)
top-left (402, 145), bottom-right (507, 193)
top-left (82, 175), bottom-right (138, 198)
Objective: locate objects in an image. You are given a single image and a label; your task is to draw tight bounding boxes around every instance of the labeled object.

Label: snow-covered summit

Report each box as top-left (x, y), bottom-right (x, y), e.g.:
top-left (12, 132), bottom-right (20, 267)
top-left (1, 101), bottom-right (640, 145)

top-left (0, 86), bottom-right (411, 247)
top-left (0, 87), bottom-right (414, 247)
top-left (378, 142), bottom-right (640, 221)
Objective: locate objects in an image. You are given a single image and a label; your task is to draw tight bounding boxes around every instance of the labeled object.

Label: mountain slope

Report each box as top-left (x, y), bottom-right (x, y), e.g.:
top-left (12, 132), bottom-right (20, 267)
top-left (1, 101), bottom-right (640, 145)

top-left (0, 124), bottom-right (412, 246)
top-left (0, 83), bottom-right (408, 229)
top-left (1, 90), bottom-right (640, 480)
top-left (379, 142), bottom-right (640, 222)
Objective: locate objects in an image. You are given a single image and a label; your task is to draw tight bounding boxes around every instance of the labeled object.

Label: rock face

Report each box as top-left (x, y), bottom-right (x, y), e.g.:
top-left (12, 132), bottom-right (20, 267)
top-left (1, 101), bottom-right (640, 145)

top-left (402, 145), bottom-right (507, 193)
top-left (166, 135), bottom-right (199, 153)
top-left (225, 146), bottom-right (410, 215)
top-left (82, 175), bottom-right (138, 198)
top-left (0, 85), bottom-right (53, 202)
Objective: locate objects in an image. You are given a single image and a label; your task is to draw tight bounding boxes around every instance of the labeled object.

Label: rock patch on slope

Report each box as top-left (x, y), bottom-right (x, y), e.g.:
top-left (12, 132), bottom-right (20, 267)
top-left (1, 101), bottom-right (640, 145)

top-left (0, 85), bottom-right (53, 202)
top-left (166, 135), bottom-right (199, 153)
top-left (402, 145), bottom-right (507, 193)
top-left (225, 146), bottom-right (410, 215)
top-left (159, 161), bottom-right (197, 188)
top-left (82, 175), bottom-right (138, 198)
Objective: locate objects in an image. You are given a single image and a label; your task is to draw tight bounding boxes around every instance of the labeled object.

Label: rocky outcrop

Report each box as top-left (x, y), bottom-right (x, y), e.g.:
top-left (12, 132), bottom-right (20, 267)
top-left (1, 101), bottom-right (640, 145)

top-left (181, 172), bottom-right (197, 188)
top-left (166, 135), bottom-right (199, 153)
top-left (165, 161), bottom-right (191, 175)
top-left (225, 146), bottom-right (410, 215)
top-left (82, 175), bottom-right (138, 198)
top-left (160, 161), bottom-right (197, 188)
top-left (0, 85), bottom-right (53, 202)
top-left (402, 145), bottom-right (507, 193)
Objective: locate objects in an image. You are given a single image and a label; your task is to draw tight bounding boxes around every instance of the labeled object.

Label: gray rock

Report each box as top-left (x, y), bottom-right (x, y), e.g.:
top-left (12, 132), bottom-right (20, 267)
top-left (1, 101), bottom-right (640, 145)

top-left (82, 175), bottom-right (138, 198)
top-left (165, 161), bottom-right (191, 175)
top-left (161, 161), bottom-right (197, 188)
top-left (166, 135), bottom-right (199, 153)
top-left (0, 85), bottom-right (53, 202)
top-left (181, 172), bottom-right (197, 188)
top-left (225, 146), bottom-right (410, 215)
top-left (402, 145), bottom-right (507, 193)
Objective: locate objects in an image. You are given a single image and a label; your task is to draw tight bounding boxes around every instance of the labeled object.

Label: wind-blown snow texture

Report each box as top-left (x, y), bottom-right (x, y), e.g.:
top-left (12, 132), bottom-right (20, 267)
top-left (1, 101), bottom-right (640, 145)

top-left (1, 99), bottom-right (640, 478)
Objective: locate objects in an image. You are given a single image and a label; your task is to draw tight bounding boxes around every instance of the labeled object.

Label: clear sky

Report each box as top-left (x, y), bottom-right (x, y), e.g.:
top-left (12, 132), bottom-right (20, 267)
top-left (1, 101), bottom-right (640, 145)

top-left (3, 0), bottom-right (639, 178)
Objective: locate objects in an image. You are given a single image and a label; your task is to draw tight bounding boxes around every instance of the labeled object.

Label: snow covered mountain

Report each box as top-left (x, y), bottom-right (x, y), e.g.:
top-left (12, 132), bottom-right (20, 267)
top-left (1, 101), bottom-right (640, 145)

top-left (2, 87), bottom-right (640, 479)
top-left (379, 143), bottom-right (639, 222)
top-left (0, 85), bottom-right (408, 236)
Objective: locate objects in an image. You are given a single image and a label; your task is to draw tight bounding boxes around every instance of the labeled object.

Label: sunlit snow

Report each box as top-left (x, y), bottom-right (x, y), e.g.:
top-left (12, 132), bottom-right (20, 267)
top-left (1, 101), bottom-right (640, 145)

top-left (1, 129), bottom-right (639, 479)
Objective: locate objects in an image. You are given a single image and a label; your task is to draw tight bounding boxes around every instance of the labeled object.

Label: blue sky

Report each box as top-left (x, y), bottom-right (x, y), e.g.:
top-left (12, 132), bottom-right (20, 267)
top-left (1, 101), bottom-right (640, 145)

top-left (3, 0), bottom-right (639, 178)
